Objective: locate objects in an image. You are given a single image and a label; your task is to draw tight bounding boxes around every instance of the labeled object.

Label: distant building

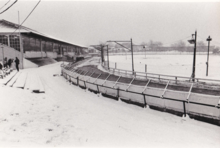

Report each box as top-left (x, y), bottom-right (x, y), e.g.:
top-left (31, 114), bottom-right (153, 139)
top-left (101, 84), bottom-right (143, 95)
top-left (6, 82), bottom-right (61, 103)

top-left (0, 19), bottom-right (87, 59)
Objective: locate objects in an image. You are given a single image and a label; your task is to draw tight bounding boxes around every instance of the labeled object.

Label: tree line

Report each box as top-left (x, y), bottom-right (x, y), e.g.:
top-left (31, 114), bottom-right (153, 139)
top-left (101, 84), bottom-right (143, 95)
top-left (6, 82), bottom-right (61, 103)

top-left (89, 40), bottom-right (220, 54)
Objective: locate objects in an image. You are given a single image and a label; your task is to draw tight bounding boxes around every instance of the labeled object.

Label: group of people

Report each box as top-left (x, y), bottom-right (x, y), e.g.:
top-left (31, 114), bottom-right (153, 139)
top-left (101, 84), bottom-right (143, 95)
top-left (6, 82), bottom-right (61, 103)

top-left (0, 57), bottom-right (20, 72)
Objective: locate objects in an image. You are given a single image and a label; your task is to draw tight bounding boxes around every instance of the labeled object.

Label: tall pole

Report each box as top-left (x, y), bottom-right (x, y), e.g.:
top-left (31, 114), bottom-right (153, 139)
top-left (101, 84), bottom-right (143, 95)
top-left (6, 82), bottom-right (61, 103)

top-left (100, 46), bottom-right (103, 63)
top-left (18, 11), bottom-right (24, 69)
top-left (1, 47), bottom-right (4, 67)
top-left (131, 38), bottom-right (134, 74)
top-left (192, 30), bottom-right (197, 82)
top-left (145, 46), bottom-right (146, 59)
top-left (206, 36), bottom-right (212, 76)
top-left (107, 45), bottom-right (109, 69)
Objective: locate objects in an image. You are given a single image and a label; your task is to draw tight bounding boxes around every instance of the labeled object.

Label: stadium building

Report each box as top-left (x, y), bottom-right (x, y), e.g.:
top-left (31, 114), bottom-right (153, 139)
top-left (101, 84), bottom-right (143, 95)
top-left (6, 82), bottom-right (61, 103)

top-left (0, 19), bottom-right (87, 68)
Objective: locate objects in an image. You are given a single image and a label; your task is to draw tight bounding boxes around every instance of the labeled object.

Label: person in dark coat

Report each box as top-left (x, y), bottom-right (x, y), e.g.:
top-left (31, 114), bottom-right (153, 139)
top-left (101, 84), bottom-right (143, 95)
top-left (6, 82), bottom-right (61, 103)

top-left (0, 62), bottom-right (2, 70)
top-left (15, 57), bottom-right (20, 72)
top-left (8, 59), bottom-right (12, 68)
top-left (4, 57), bottom-right (7, 68)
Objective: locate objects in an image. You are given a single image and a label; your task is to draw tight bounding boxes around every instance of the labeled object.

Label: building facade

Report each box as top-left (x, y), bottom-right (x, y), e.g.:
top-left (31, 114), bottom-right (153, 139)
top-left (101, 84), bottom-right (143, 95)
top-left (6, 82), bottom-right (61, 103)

top-left (0, 19), bottom-right (87, 59)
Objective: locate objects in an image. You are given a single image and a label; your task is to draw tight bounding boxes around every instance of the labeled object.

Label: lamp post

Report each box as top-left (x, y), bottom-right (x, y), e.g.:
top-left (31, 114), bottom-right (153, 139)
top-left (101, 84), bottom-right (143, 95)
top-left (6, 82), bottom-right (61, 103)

top-left (206, 36), bottom-right (212, 76)
top-left (144, 45), bottom-right (146, 59)
top-left (188, 30), bottom-right (197, 82)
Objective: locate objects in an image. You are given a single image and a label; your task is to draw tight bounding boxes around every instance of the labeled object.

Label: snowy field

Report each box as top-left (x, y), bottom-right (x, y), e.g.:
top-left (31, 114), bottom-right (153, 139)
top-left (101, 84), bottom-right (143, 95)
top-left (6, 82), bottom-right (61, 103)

top-left (0, 61), bottom-right (220, 147)
top-left (107, 54), bottom-right (220, 80)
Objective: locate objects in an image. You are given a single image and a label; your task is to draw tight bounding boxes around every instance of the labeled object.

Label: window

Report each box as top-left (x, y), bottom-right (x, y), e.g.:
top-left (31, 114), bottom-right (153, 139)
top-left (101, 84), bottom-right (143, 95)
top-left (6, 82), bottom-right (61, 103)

top-left (0, 35), bottom-right (8, 46)
top-left (9, 35), bottom-right (20, 52)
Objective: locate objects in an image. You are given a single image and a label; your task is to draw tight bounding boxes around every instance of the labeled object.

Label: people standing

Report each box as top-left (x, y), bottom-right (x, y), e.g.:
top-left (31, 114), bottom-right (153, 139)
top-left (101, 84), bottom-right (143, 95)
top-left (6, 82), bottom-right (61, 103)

top-left (8, 59), bottom-right (12, 68)
top-left (4, 57), bottom-right (7, 68)
top-left (15, 57), bottom-right (20, 72)
top-left (0, 61), bottom-right (2, 70)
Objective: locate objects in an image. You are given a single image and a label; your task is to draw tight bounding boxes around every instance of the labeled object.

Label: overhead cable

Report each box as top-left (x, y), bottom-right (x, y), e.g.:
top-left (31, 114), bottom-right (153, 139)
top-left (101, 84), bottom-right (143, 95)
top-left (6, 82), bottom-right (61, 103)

top-left (9, 0), bottom-right (41, 36)
top-left (0, 0), bottom-right (17, 14)
top-left (0, 0), bottom-right (11, 11)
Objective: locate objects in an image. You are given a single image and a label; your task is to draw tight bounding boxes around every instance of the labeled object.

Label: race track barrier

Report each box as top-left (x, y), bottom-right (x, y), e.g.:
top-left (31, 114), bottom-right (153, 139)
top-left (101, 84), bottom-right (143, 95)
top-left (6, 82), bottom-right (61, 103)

top-left (62, 65), bottom-right (220, 125)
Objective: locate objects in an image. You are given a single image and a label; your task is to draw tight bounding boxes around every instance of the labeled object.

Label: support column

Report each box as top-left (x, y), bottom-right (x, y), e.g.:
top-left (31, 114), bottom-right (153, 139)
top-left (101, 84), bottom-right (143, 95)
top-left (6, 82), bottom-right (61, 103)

top-left (19, 34), bottom-right (24, 69)
top-left (40, 39), bottom-right (43, 58)
top-left (52, 42), bottom-right (54, 53)
top-left (45, 41), bottom-right (47, 53)
top-left (60, 45), bottom-right (63, 56)
top-left (7, 35), bottom-right (10, 47)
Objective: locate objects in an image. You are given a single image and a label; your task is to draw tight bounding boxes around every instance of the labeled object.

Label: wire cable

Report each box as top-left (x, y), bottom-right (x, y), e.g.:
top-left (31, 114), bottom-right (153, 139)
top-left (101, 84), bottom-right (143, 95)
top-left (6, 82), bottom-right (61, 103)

top-left (0, 0), bottom-right (17, 14)
top-left (0, 0), bottom-right (11, 11)
top-left (9, 0), bottom-right (41, 36)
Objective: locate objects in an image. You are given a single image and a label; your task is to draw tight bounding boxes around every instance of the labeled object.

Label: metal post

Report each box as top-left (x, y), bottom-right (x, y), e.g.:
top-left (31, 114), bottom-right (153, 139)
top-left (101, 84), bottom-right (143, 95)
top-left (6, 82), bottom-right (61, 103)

top-left (117, 87), bottom-right (120, 100)
top-left (107, 45), bottom-right (109, 69)
top-left (1, 47), bottom-right (4, 67)
top-left (143, 94), bottom-right (147, 108)
top-left (206, 36), bottom-right (212, 76)
top-left (145, 64), bottom-right (147, 73)
top-left (101, 46), bottom-right (103, 63)
top-left (18, 11), bottom-right (24, 69)
top-left (131, 38), bottom-right (134, 74)
top-left (183, 101), bottom-right (186, 117)
top-left (145, 47), bottom-right (146, 59)
top-left (206, 41), bottom-right (210, 76)
top-left (192, 31), bottom-right (197, 82)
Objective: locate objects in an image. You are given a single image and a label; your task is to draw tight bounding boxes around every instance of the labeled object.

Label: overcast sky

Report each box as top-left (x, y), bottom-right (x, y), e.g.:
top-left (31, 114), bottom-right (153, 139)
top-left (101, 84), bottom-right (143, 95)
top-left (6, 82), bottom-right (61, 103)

top-left (0, 0), bottom-right (220, 47)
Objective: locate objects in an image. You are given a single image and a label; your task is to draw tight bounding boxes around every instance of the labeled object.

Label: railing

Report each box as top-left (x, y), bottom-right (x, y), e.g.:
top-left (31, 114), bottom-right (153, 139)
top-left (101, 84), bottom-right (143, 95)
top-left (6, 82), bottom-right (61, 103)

top-left (103, 61), bottom-right (220, 85)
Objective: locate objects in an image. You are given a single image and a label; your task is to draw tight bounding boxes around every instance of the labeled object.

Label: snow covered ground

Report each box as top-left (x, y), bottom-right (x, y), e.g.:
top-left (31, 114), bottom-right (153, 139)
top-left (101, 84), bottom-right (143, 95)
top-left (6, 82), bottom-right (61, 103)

top-left (0, 61), bottom-right (220, 147)
top-left (107, 54), bottom-right (220, 80)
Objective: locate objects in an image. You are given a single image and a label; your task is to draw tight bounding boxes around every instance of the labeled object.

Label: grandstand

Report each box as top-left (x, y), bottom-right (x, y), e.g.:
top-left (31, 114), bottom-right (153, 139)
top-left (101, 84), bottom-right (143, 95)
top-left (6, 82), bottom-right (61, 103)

top-left (0, 19), bottom-right (87, 68)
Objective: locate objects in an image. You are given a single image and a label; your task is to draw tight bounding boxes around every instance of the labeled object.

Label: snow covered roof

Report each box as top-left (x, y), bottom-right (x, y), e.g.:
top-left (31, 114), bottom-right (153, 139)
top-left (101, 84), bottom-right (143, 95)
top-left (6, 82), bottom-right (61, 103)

top-left (0, 19), bottom-right (87, 48)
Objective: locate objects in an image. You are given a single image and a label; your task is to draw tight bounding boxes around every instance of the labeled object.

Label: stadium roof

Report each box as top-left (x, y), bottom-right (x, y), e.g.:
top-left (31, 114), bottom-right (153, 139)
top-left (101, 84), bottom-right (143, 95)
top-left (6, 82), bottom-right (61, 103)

top-left (0, 19), bottom-right (87, 48)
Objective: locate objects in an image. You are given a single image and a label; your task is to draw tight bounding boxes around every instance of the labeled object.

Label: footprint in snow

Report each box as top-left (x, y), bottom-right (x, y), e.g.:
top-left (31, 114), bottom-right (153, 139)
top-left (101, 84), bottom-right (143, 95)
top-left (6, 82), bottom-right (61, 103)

top-left (21, 123), bottom-right (27, 127)
top-left (47, 128), bottom-right (53, 132)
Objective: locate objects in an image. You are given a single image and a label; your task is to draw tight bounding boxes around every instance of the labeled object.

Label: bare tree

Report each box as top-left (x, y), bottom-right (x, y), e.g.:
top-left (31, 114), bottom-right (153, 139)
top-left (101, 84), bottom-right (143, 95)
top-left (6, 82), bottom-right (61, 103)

top-left (213, 46), bottom-right (220, 54)
top-left (171, 40), bottom-right (186, 47)
top-left (90, 42), bottom-right (106, 62)
top-left (197, 41), bottom-right (206, 46)
top-left (147, 40), bottom-right (163, 50)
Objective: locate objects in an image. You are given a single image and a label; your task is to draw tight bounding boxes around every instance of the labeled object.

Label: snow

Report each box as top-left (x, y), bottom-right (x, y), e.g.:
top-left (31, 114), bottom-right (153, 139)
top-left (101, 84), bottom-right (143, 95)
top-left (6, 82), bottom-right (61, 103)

top-left (107, 54), bottom-right (220, 80)
top-left (0, 61), bottom-right (220, 147)
top-left (23, 58), bottom-right (38, 69)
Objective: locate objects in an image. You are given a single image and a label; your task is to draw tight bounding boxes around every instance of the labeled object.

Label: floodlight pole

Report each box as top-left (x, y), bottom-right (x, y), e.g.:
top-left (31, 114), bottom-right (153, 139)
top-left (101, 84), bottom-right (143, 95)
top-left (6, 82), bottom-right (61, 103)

top-left (206, 36), bottom-right (212, 76)
top-left (107, 45), bottom-right (109, 69)
top-left (131, 38), bottom-right (134, 74)
top-left (192, 30), bottom-right (197, 82)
